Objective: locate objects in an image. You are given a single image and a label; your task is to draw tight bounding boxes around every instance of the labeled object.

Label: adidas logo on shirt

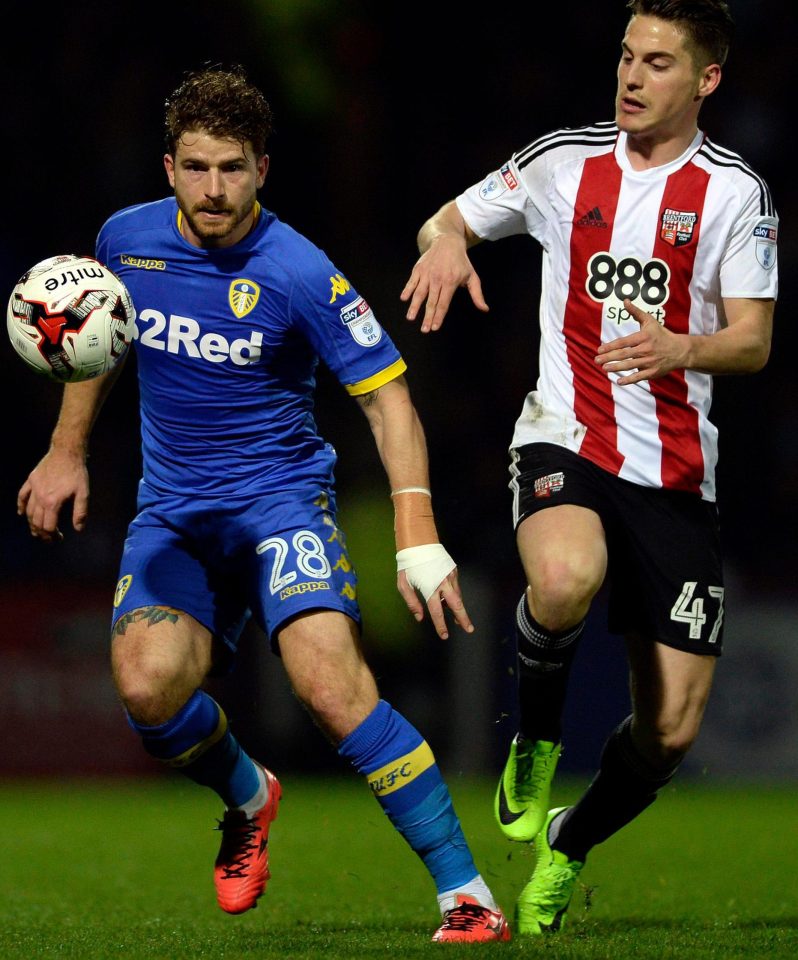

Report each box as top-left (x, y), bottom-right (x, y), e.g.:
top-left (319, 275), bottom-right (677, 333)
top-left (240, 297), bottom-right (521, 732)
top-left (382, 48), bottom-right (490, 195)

top-left (576, 206), bottom-right (608, 228)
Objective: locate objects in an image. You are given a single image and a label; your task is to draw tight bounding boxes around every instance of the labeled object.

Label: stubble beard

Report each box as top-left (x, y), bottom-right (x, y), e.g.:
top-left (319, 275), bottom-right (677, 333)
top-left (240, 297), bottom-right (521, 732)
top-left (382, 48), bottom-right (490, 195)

top-left (182, 202), bottom-right (251, 248)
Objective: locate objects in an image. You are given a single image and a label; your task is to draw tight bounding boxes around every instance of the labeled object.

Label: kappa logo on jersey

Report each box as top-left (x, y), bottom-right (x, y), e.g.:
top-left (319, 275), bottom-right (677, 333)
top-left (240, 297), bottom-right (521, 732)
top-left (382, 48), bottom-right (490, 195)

top-left (329, 273), bottom-right (350, 303)
top-left (576, 206), bottom-right (608, 228)
top-left (660, 208), bottom-right (698, 247)
top-left (114, 574), bottom-right (133, 608)
top-left (229, 279), bottom-right (261, 318)
top-left (479, 172), bottom-right (508, 201)
top-left (534, 472), bottom-right (564, 498)
top-left (339, 296), bottom-right (383, 347)
top-left (753, 220), bottom-right (777, 270)
top-left (120, 254), bottom-right (167, 271)
top-left (135, 309), bottom-right (263, 365)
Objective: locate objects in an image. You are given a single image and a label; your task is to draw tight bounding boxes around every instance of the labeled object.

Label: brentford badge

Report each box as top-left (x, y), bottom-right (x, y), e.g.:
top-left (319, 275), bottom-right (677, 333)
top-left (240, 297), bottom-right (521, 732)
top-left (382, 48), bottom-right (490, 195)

top-left (534, 472), bottom-right (565, 498)
top-left (660, 208), bottom-right (698, 247)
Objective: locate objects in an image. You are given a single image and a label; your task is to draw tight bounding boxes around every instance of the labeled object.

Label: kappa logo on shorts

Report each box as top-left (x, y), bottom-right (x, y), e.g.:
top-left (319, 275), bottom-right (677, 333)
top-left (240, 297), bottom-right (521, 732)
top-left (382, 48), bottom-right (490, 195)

top-left (534, 472), bottom-right (565, 498)
top-left (279, 581), bottom-right (331, 601)
top-left (229, 279), bottom-right (261, 318)
top-left (114, 574), bottom-right (133, 608)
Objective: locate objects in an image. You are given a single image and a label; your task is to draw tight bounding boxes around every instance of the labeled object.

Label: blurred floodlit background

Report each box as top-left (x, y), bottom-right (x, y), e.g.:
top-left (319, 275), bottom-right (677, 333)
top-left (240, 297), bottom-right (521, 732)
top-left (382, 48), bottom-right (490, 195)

top-left (1, 0), bottom-right (795, 783)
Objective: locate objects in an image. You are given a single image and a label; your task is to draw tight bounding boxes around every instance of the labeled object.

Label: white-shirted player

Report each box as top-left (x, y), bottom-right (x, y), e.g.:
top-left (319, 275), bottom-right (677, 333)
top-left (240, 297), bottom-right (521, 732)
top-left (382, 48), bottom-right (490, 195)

top-left (401, 0), bottom-right (776, 936)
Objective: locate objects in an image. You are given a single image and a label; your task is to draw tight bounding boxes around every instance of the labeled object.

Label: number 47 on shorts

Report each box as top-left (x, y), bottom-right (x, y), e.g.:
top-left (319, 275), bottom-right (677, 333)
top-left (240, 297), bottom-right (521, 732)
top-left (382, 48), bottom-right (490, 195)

top-left (670, 581), bottom-right (725, 643)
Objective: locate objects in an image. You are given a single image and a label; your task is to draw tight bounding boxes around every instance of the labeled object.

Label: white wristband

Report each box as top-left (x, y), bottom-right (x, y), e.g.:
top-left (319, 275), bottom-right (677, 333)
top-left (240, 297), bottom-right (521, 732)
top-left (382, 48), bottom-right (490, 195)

top-left (396, 543), bottom-right (456, 602)
top-left (391, 487), bottom-right (432, 497)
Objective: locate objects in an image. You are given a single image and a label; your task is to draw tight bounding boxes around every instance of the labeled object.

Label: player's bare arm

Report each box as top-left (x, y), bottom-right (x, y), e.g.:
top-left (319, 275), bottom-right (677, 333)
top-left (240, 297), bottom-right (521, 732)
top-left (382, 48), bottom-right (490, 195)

top-left (594, 297), bottom-right (773, 385)
top-left (400, 200), bottom-right (488, 333)
top-left (17, 363), bottom-right (124, 541)
top-left (356, 375), bottom-right (474, 640)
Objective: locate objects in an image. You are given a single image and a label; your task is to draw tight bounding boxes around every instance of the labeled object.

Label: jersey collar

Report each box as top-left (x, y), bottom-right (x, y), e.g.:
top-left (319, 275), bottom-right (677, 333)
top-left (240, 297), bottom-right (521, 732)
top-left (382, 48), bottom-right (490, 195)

top-left (615, 129), bottom-right (705, 178)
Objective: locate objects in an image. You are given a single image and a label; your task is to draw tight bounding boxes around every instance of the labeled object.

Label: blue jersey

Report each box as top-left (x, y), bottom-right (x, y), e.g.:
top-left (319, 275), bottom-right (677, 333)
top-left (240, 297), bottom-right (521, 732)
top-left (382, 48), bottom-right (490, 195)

top-left (96, 198), bottom-right (406, 497)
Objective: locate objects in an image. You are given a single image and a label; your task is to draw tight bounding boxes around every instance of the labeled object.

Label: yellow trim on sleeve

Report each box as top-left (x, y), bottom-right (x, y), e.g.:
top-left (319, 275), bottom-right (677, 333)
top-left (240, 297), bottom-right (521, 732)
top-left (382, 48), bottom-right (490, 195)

top-left (345, 358), bottom-right (407, 397)
top-left (366, 741), bottom-right (436, 797)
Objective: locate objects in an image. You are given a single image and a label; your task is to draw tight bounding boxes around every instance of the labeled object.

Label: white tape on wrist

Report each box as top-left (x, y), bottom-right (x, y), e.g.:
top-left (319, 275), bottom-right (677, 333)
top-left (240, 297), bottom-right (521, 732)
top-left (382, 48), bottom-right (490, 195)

top-left (390, 487), bottom-right (432, 497)
top-left (396, 543), bottom-right (456, 602)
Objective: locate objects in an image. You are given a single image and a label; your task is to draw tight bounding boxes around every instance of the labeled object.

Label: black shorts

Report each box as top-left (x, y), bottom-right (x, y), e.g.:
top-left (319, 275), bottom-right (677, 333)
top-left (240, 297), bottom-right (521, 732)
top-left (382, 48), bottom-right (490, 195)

top-left (509, 443), bottom-right (725, 656)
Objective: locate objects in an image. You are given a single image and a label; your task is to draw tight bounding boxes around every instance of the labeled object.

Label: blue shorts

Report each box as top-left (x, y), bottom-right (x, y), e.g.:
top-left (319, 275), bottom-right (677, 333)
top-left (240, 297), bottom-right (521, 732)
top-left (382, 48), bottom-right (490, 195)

top-left (111, 481), bottom-right (361, 657)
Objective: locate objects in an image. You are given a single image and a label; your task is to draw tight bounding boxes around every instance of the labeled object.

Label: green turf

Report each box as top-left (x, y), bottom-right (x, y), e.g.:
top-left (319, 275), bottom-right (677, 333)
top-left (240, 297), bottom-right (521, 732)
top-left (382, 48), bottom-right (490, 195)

top-left (0, 775), bottom-right (795, 958)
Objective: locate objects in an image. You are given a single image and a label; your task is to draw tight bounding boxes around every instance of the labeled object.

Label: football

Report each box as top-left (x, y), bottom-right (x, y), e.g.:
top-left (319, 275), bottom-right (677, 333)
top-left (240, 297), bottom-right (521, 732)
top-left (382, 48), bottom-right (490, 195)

top-left (7, 254), bottom-right (136, 382)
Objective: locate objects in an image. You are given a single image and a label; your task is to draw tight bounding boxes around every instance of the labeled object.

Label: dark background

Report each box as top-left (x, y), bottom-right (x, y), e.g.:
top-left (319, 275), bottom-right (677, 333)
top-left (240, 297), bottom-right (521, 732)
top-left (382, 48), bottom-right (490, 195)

top-left (1, 1), bottom-right (795, 781)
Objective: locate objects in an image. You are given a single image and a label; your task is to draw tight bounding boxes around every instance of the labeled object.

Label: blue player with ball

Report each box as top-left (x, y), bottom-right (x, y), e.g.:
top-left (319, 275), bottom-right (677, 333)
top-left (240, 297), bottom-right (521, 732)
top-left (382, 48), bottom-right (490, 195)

top-left (16, 64), bottom-right (510, 943)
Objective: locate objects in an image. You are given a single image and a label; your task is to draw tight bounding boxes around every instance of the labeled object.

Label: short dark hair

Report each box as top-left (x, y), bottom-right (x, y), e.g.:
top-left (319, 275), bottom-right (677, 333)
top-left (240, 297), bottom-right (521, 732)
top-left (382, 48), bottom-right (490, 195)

top-left (164, 64), bottom-right (273, 156)
top-left (626, 0), bottom-right (735, 66)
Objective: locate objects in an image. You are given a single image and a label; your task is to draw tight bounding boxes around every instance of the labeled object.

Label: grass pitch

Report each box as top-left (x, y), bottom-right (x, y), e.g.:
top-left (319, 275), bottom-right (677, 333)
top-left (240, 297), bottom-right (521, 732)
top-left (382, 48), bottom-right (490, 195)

top-left (0, 775), bottom-right (795, 959)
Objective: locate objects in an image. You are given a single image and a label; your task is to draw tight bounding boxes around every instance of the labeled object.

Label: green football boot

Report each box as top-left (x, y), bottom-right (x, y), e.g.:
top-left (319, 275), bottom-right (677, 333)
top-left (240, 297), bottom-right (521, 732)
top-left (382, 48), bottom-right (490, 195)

top-left (495, 736), bottom-right (561, 842)
top-left (515, 807), bottom-right (583, 935)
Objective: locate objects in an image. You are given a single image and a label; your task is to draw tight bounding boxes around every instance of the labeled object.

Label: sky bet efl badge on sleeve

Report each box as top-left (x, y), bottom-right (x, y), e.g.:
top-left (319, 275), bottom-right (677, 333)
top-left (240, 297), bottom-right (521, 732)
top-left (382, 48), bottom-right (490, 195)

top-left (479, 164), bottom-right (518, 202)
top-left (753, 220), bottom-right (777, 270)
top-left (340, 296), bottom-right (382, 346)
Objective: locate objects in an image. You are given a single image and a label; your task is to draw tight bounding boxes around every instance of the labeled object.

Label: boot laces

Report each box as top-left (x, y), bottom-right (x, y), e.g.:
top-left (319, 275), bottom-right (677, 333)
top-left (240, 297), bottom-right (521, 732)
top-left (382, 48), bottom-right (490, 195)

top-left (514, 743), bottom-right (556, 803)
top-left (216, 814), bottom-right (260, 880)
top-left (440, 901), bottom-right (493, 932)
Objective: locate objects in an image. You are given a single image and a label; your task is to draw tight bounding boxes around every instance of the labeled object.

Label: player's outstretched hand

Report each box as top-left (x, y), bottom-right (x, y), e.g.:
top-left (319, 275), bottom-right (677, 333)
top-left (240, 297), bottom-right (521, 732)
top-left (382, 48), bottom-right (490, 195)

top-left (396, 543), bottom-right (475, 640)
top-left (400, 235), bottom-right (488, 334)
top-left (594, 298), bottom-right (688, 384)
top-left (17, 448), bottom-right (90, 543)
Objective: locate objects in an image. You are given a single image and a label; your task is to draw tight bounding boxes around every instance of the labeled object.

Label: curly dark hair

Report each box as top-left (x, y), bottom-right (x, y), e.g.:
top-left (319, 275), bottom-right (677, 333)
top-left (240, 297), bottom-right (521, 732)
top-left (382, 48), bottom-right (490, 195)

top-left (164, 64), bottom-right (273, 156)
top-left (626, 0), bottom-right (735, 66)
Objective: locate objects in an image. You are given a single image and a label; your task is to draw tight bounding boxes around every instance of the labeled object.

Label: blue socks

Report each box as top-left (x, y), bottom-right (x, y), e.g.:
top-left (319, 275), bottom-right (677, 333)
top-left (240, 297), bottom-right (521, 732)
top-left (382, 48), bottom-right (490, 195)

top-left (127, 690), bottom-right (260, 809)
top-left (338, 699), bottom-right (477, 894)
top-left (130, 693), bottom-right (480, 898)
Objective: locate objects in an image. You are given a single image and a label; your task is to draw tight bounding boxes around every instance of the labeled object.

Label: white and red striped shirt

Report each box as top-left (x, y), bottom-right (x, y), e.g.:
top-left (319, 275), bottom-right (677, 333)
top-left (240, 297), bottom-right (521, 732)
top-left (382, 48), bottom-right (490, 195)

top-left (457, 123), bottom-right (778, 500)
